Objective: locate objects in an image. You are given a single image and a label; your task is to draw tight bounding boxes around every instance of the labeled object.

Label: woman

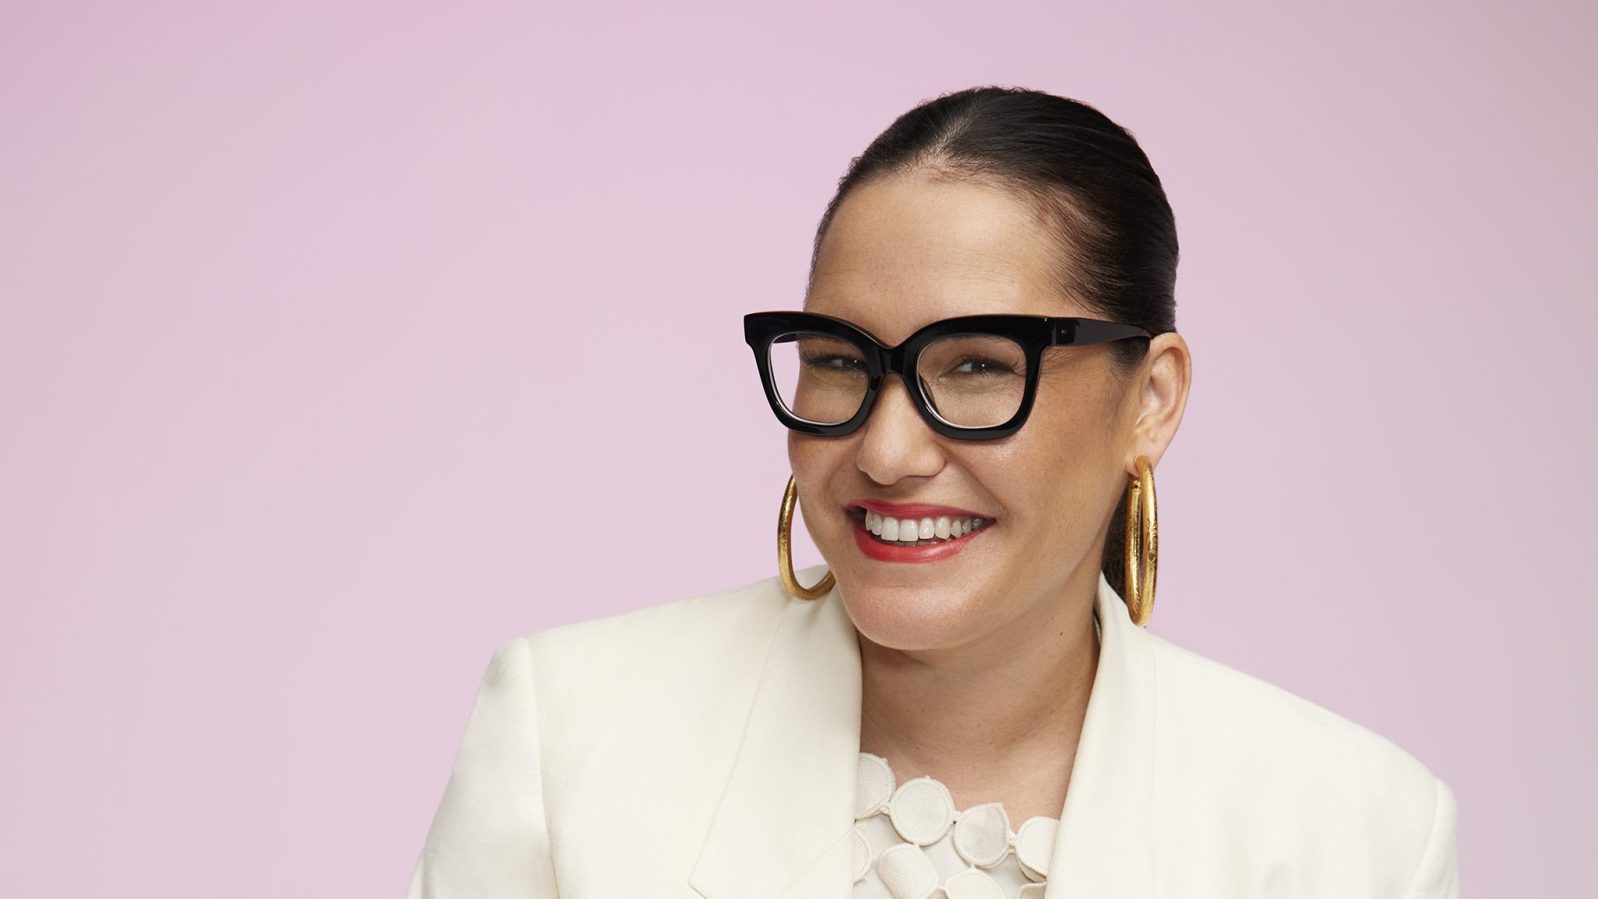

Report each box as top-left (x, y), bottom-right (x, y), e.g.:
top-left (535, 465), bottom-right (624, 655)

top-left (406, 86), bottom-right (1459, 898)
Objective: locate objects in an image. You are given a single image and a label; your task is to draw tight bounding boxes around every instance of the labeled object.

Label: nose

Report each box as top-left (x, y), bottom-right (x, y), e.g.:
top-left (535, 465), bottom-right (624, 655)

top-left (854, 374), bottom-right (946, 486)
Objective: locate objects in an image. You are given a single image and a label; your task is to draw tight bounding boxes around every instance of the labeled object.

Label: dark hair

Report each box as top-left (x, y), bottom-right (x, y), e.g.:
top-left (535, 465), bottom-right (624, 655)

top-left (805, 85), bottom-right (1179, 600)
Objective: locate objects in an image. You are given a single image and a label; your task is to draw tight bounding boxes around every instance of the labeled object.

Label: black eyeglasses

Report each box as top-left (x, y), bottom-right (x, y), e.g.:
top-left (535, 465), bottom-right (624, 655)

top-left (744, 310), bottom-right (1152, 440)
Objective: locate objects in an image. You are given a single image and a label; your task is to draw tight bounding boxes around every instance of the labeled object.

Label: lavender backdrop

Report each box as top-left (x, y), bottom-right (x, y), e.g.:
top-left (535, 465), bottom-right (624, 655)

top-left (2, 1), bottom-right (1592, 894)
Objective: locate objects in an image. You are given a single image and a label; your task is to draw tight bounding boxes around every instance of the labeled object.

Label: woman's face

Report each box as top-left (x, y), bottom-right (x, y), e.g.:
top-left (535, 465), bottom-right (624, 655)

top-left (790, 172), bottom-right (1185, 655)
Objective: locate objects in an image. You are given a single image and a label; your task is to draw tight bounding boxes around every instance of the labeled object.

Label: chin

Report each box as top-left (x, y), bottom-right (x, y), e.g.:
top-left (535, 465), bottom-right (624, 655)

top-left (834, 577), bottom-right (984, 653)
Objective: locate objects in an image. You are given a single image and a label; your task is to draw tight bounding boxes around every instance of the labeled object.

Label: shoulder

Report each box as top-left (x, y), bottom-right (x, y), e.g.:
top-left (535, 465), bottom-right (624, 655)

top-left (1147, 631), bottom-right (1441, 792)
top-left (513, 570), bottom-right (792, 679)
top-left (487, 572), bottom-right (799, 756)
top-left (474, 572), bottom-right (808, 858)
top-left (1146, 632), bottom-right (1457, 894)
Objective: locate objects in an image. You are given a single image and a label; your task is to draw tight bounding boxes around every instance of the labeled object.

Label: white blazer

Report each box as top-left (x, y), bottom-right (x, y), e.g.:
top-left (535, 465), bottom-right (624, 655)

top-left (407, 567), bottom-right (1459, 898)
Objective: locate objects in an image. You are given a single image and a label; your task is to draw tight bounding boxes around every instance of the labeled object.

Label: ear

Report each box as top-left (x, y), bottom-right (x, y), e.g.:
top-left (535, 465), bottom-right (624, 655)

top-left (1123, 332), bottom-right (1192, 474)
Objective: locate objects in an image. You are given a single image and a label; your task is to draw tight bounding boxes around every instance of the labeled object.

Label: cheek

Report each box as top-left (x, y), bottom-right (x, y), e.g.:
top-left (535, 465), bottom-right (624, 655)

top-left (1027, 370), bottom-right (1125, 463)
top-left (987, 394), bottom-right (1123, 523)
top-left (786, 431), bottom-right (817, 483)
top-left (787, 433), bottom-right (845, 527)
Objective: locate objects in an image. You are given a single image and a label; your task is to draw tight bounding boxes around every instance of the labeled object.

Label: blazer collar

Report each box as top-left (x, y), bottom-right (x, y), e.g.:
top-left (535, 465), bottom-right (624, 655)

top-left (689, 567), bottom-right (1156, 899)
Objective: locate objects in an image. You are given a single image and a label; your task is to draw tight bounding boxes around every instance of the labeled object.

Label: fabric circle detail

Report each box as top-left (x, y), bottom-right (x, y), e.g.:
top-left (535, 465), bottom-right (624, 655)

top-left (888, 777), bottom-right (957, 846)
top-left (855, 752), bottom-right (896, 819)
top-left (1014, 816), bottom-right (1059, 882)
top-left (850, 752), bottom-right (1061, 898)
top-left (851, 823), bottom-right (872, 883)
top-left (876, 843), bottom-right (939, 899)
top-left (952, 801), bottom-right (1012, 868)
top-left (943, 867), bottom-right (1007, 899)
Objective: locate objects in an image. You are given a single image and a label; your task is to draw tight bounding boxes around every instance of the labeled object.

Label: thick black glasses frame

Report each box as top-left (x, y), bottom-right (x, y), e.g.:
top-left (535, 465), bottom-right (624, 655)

top-left (744, 310), bottom-right (1153, 440)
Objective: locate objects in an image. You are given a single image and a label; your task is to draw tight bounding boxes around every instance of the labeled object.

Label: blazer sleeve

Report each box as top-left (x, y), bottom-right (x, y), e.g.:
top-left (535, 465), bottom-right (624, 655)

top-left (1404, 777), bottom-right (1460, 899)
top-left (407, 637), bottom-right (559, 898)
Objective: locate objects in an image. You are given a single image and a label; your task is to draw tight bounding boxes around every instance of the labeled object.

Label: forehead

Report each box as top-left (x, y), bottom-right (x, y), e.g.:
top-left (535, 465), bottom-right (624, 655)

top-left (805, 173), bottom-right (1086, 341)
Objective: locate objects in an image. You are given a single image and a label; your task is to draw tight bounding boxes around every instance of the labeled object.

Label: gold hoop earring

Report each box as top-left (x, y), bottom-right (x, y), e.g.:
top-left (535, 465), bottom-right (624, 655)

top-left (1123, 455), bottom-right (1158, 626)
top-left (778, 474), bottom-right (835, 600)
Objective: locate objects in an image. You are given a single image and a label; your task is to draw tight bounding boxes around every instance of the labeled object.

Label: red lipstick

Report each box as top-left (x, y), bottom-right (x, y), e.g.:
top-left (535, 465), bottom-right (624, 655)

top-left (847, 501), bottom-right (994, 564)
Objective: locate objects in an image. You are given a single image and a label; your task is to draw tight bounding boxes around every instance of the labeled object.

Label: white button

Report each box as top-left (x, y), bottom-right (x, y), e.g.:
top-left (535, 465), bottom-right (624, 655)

top-left (876, 843), bottom-right (938, 899)
top-left (855, 752), bottom-right (896, 819)
top-left (888, 777), bottom-right (956, 846)
top-left (1015, 816), bottom-right (1059, 881)
top-left (943, 867), bottom-right (1006, 899)
top-left (952, 801), bottom-right (1011, 868)
top-left (851, 823), bottom-right (872, 883)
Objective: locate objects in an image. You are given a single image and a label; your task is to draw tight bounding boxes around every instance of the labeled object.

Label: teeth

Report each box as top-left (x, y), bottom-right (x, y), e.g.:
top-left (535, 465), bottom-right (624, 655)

top-left (860, 510), bottom-right (988, 546)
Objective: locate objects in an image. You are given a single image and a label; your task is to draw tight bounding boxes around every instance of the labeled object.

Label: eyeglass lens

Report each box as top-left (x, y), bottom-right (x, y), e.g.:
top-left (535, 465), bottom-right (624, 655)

top-left (767, 331), bottom-right (1029, 429)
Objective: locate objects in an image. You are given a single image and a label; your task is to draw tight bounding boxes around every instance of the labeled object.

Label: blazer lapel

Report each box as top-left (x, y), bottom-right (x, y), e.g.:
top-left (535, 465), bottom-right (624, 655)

top-left (1043, 573), bottom-right (1157, 898)
top-left (689, 565), bottom-right (862, 899)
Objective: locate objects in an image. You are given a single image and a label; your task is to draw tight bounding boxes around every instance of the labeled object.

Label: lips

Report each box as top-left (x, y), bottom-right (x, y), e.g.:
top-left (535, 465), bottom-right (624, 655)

top-left (846, 499), bottom-right (995, 563)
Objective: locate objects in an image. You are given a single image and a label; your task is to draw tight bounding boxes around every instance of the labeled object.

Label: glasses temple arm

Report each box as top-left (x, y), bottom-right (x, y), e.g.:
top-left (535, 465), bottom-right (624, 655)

top-left (1056, 319), bottom-right (1154, 344)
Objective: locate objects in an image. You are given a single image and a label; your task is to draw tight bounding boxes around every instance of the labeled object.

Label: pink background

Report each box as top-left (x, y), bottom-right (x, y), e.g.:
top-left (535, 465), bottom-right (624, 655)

top-left (2, 1), bottom-right (1592, 894)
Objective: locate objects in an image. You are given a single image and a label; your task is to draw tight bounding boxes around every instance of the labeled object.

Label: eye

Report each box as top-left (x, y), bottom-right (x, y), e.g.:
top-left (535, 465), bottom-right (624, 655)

top-left (950, 356), bottom-right (1018, 377)
top-left (800, 351), bottom-right (866, 372)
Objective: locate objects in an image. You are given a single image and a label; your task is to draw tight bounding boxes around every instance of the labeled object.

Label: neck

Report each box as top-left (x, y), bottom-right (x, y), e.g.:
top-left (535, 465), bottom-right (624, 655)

top-left (855, 569), bottom-right (1101, 781)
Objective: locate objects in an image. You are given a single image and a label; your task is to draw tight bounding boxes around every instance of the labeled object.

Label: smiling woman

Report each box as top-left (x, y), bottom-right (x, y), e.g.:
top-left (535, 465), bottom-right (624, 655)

top-left (406, 86), bottom-right (1459, 899)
